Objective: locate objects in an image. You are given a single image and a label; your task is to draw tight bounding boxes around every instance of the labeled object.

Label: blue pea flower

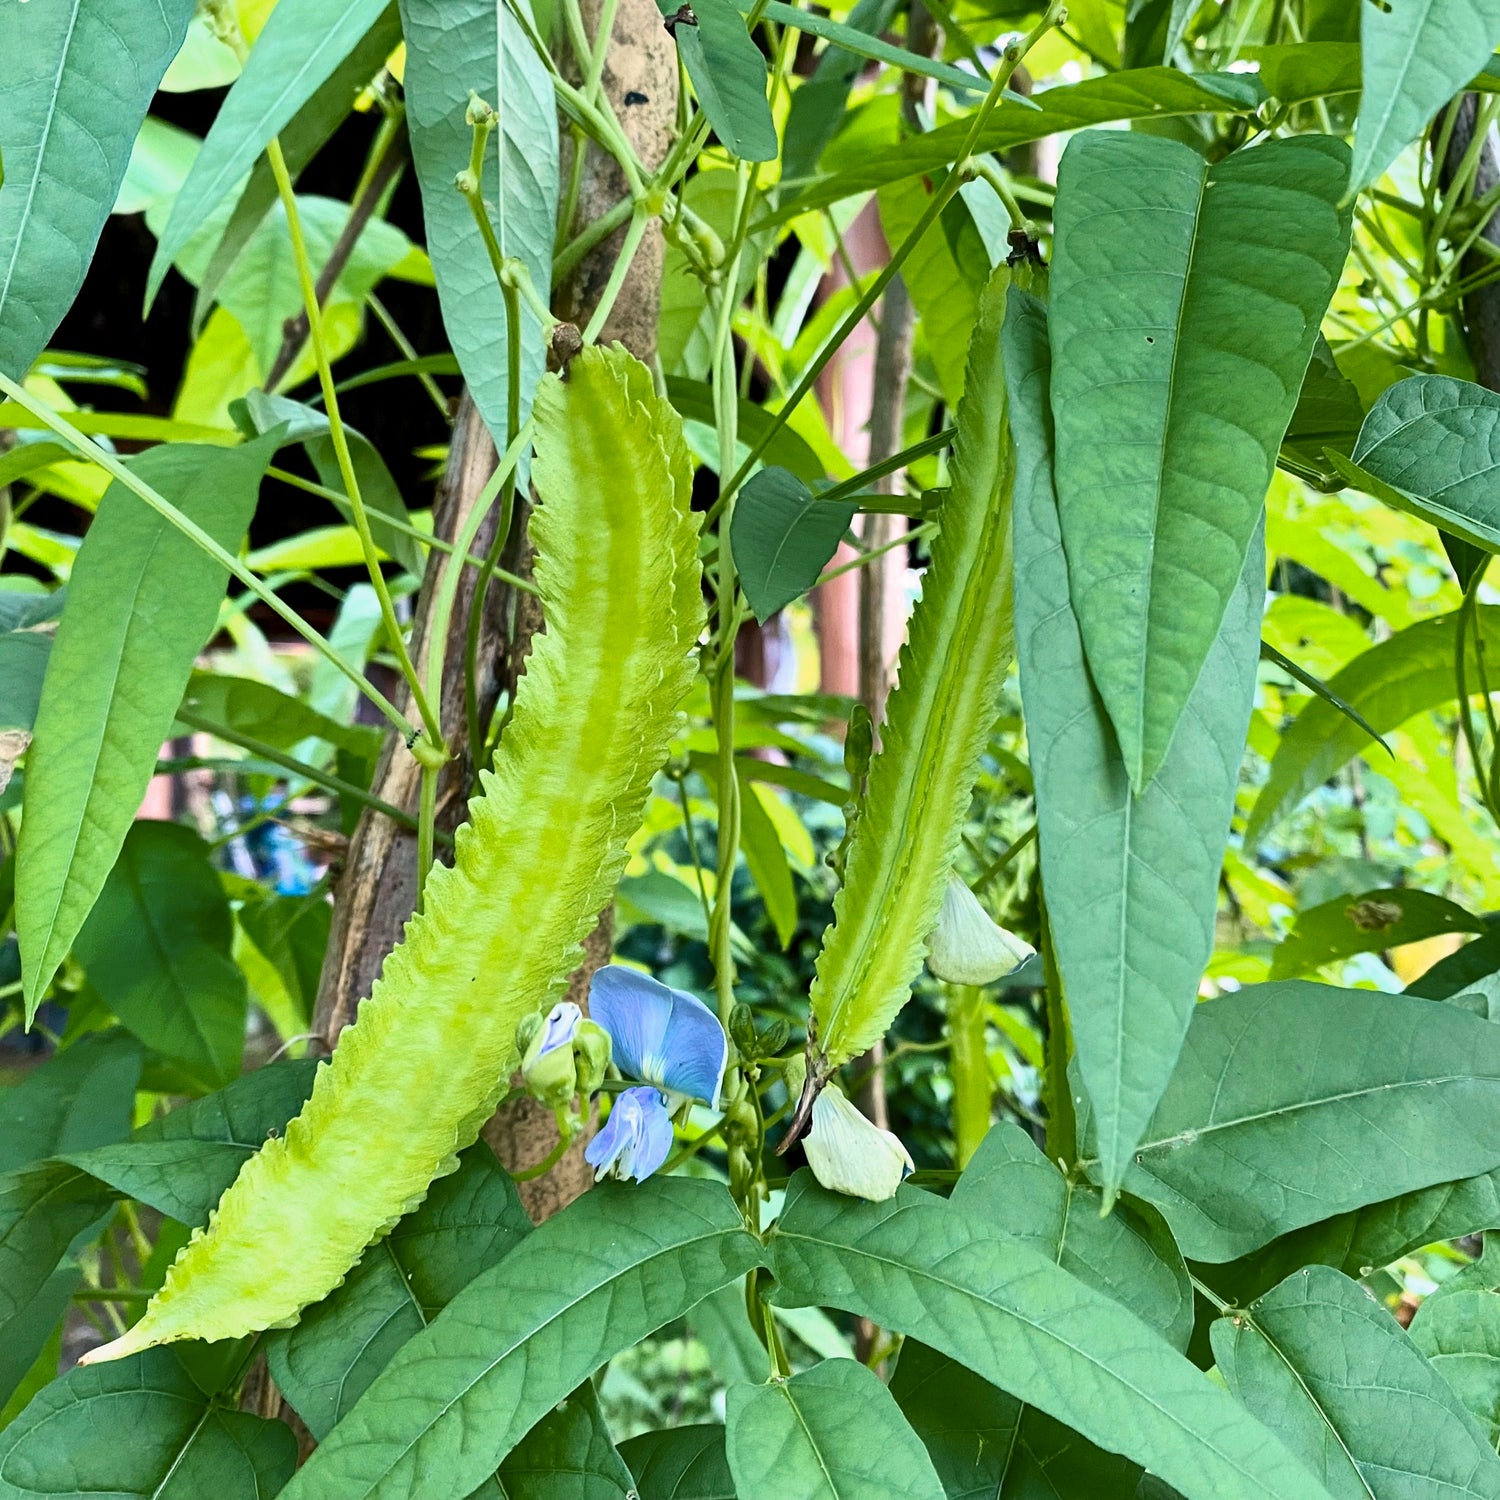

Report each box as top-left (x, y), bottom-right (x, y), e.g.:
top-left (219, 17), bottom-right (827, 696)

top-left (589, 965), bottom-right (728, 1109)
top-left (534, 1001), bottom-right (581, 1056)
top-left (584, 1086), bottom-right (675, 1183)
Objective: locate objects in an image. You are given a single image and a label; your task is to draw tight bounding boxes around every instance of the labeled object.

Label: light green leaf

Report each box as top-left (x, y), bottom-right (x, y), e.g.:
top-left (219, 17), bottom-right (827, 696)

top-left (663, 0), bottom-right (777, 162)
top-left (193, 4), bottom-right (402, 329)
top-left (73, 821), bottom-right (248, 1091)
top-left (665, 379), bottom-right (825, 482)
top-left (0, 1347), bottom-right (296, 1500)
top-left (1048, 130), bottom-right (1350, 787)
top-left (146, 0), bottom-right (392, 309)
top-left (737, 770), bottom-right (798, 948)
top-left (1246, 607), bottom-right (1500, 845)
top-left (776, 68), bottom-right (1270, 221)
top-left (114, 117), bottom-right (201, 218)
top-left (266, 1143), bottom-right (531, 1439)
top-left (1008, 287), bottom-right (1262, 1201)
top-left (1409, 1288), bottom-right (1500, 1447)
top-left (1352, 0), bottom-right (1500, 192)
top-left (0, 1030), bottom-right (142, 1177)
top-left (726, 1361), bottom-right (944, 1500)
top-left (890, 1340), bottom-right (1141, 1500)
top-left (237, 894), bottom-right (331, 1028)
top-left (280, 1178), bottom-right (763, 1500)
top-left (1335, 375), bottom-right (1500, 552)
top-left (765, 1175), bottom-right (1337, 1500)
top-left (0, 0), bottom-right (196, 378)
top-left (732, 467), bottom-right (854, 622)
top-left (956, 1121), bottom-right (1193, 1350)
top-left (1101, 982), bottom-right (1500, 1262)
top-left (621, 1425), bottom-right (736, 1500)
top-left (1271, 886), bottom-right (1487, 979)
top-left (1213, 1266), bottom-right (1500, 1498)
top-left (399, 0), bottom-right (557, 455)
top-left (17, 437), bottom-right (276, 1013)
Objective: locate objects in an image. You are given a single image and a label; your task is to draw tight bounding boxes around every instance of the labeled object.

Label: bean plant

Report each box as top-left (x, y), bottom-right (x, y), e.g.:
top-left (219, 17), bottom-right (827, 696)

top-left (7, 0), bottom-right (1500, 1495)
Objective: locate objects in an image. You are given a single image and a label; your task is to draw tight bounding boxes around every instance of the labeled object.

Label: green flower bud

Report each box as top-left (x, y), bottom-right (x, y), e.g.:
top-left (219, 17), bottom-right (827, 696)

top-left (574, 1019), bottom-right (611, 1097)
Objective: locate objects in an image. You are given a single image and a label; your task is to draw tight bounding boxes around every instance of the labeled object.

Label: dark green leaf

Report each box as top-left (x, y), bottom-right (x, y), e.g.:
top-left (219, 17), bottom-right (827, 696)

top-left (1408, 928), bottom-right (1500, 998)
top-left (267, 1143), bottom-right (530, 1439)
top-left (621, 1425), bottom-right (736, 1500)
top-left (0, 1347), bottom-right (296, 1499)
top-left (1409, 1288), bottom-right (1500, 1447)
top-left (1257, 640), bottom-right (1390, 754)
top-left (0, 0), bottom-right (196, 377)
top-left (766, 1174), bottom-right (1337, 1500)
top-left (0, 1030), bottom-right (142, 1176)
top-left (178, 670), bottom-right (381, 758)
top-left (398, 0), bottom-right (557, 456)
top-left (1271, 886), bottom-right (1487, 979)
top-left (1213, 1266), bottom-right (1500, 1497)
top-left (0, 1268), bottom-right (76, 1421)
top-left (1278, 334), bottom-right (1365, 486)
top-left (238, 894), bottom-right (332, 1028)
top-left (956, 1122), bottom-right (1193, 1350)
top-left (1102, 982), bottom-right (1500, 1261)
top-left (281, 1178), bottom-right (763, 1500)
top-left (146, 0), bottom-right (392, 308)
top-left (726, 1361), bottom-right (944, 1500)
top-left (16, 437), bottom-right (276, 1013)
top-left (775, 69), bottom-right (1269, 221)
top-left (733, 467), bottom-right (854, 622)
top-left (662, 0), bottom-right (777, 162)
top-left (1247, 607), bottom-right (1500, 845)
top-left (1351, 0), bottom-right (1500, 191)
top-left (1008, 287), bottom-right (1261, 1201)
top-left (74, 822), bottom-right (248, 1091)
top-left (497, 1385), bottom-right (636, 1500)
top-left (1048, 130), bottom-right (1350, 787)
top-left (890, 1340), bottom-right (1141, 1500)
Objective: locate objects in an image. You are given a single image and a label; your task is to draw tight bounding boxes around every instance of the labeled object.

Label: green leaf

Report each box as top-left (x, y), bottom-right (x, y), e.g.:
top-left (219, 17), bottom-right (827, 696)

top-left (16, 438), bottom-right (276, 1013)
top-left (0, 1347), bottom-right (297, 1499)
top-left (0, 0), bottom-right (196, 378)
top-left (1257, 640), bottom-right (1390, 754)
top-left (146, 0), bottom-right (392, 310)
top-left (669, 380), bottom-right (825, 482)
top-left (889, 1340), bottom-right (1142, 1500)
top-left (1246, 606), bottom-right (1500, 845)
top-left (1333, 375), bottom-right (1500, 552)
top-left (398, 0), bottom-right (557, 455)
top-left (1213, 1266), bottom-right (1500, 1498)
top-left (956, 1122), bottom-right (1193, 1350)
top-left (178, 670), bottom-right (381, 757)
top-left (0, 632), bottom-right (51, 736)
top-left (1048, 130), bottom-right (1350, 788)
top-left (737, 769), bottom-right (798, 948)
top-left (765, 1175), bottom-right (1337, 1500)
top-left (1278, 334), bottom-right (1365, 487)
top-left (237, 894), bottom-right (331, 1028)
top-left (661, 0), bottom-right (777, 162)
top-left (194, 4), bottom-right (403, 329)
top-left (726, 1361), bottom-right (944, 1500)
top-left (1101, 982), bottom-right (1500, 1262)
top-left (1008, 287), bottom-right (1262, 1201)
top-left (1271, 886), bottom-right (1487, 979)
top-left (240, 389), bottom-right (425, 578)
top-left (621, 1425), bottom-right (736, 1500)
top-left (280, 1178), bottom-right (763, 1500)
top-left (1409, 929), bottom-right (1500, 998)
top-left (776, 68), bottom-right (1270, 221)
top-left (1409, 1288), bottom-right (1500, 1447)
top-left (73, 822), bottom-right (249, 1091)
top-left (0, 1268), bottom-right (76, 1424)
top-left (1351, 0), bottom-right (1500, 192)
top-left (733, 468), bottom-right (854, 622)
top-left (0, 1030), bottom-right (142, 1177)
top-left (266, 1143), bottom-right (531, 1439)
top-left (496, 1385), bottom-right (636, 1500)
top-left (688, 1284), bottom-right (772, 1388)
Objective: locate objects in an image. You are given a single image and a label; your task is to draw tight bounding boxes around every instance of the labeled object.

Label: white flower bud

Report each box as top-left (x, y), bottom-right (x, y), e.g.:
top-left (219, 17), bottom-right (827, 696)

top-left (803, 1085), bottom-right (914, 1202)
top-left (926, 873), bottom-right (1034, 985)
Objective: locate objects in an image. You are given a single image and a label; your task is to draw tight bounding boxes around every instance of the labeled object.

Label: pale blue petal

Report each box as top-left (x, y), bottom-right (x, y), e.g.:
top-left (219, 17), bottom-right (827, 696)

top-left (658, 991), bottom-right (728, 1109)
top-left (584, 1087), bottom-right (674, 1183)
top-left (536, 1001), bottom-right (581, 1056)
top-left (589, 966), bottom-right (672, 1083)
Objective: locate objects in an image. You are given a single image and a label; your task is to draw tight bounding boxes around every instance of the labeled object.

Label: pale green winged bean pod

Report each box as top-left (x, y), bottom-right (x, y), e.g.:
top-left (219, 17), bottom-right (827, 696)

top-left (802, 268), bottom-right (1019, 1094)
top-left (86, 346), bottom-right (705, 1358)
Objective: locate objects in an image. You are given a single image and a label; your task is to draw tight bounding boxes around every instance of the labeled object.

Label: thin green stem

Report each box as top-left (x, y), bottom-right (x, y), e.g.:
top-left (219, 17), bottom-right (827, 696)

top-left (582, 212), bottom-right (650, 344)
top-left (366, 293), bottom-right (451, 418)
top-left (554, 195), bottom-right (635, 281)
top-left (0, 372), bottom-right (415, 738)
top-left (265, 139), bottom-right (443, 751)
top-left (511, 1131), bottom-right (575, 1181)
top-left (817, 522), bottom-right (935, 586)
